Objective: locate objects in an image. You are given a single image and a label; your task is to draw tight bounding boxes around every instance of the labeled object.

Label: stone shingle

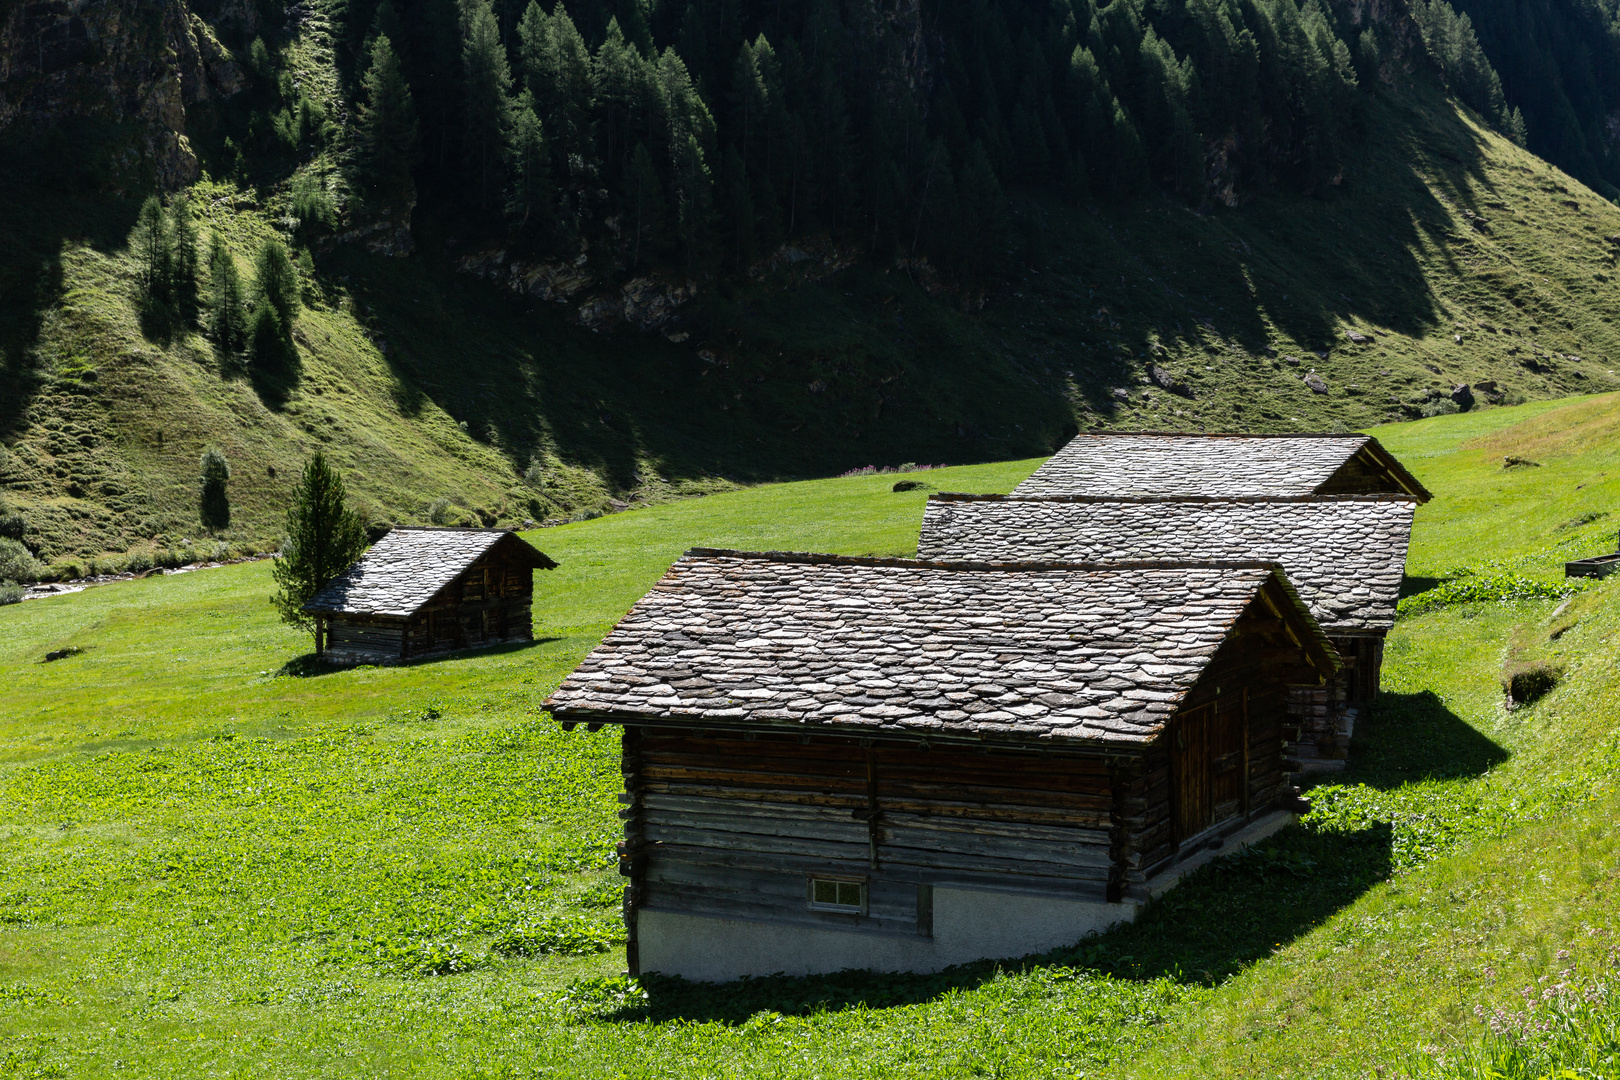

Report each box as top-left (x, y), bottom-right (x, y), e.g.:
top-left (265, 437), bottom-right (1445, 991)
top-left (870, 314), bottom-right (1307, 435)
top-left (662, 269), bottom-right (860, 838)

top-left (545, 549), bottom-right (1338, 746)
top-left (1015, 431), bottom-right (1428, 500)
top-left (917, 494), bottom-right (1414, 634)
top-left (303, 528), bottom-right (557, 617)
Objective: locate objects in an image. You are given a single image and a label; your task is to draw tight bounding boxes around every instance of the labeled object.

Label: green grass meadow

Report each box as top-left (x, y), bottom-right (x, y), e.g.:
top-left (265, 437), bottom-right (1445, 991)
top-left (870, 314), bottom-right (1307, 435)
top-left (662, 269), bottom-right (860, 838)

top-left (4, 402), bottom-right (1620, 1077)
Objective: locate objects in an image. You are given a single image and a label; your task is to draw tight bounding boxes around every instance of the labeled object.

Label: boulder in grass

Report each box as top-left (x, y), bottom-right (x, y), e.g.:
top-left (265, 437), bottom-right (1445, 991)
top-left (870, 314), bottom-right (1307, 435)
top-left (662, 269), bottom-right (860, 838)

top-left (1451, 383), bottom-right (1475, 410)
top-left (1344, 330), bottom-right (1373, 345)
top-left (1304, 373), bottom-right (1329, 394)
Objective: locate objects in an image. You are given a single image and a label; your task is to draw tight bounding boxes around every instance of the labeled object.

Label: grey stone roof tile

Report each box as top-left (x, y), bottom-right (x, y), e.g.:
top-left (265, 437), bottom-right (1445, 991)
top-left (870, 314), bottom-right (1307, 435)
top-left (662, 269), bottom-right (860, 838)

top-left (917, 494), bottom-right (1413, 634)
top-left (546, 548), bottom-right (1337, 746)
top-left (1015, 431), bottom-right (1429, 500)
top-left (303, 527), bottom-right (558, 617)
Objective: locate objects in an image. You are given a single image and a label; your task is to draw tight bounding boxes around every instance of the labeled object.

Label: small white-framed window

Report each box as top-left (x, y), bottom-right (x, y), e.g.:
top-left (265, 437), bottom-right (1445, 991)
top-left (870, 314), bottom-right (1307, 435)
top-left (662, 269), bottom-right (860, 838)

top-left (807, 877), bottom-right (867, 914)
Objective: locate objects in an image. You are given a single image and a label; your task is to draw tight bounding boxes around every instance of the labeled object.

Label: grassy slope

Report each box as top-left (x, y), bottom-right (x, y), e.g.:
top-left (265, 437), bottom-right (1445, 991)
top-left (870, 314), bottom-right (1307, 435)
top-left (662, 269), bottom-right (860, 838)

top-left (7, 76), bottom-right (1620, 569)
top-left (5, 398), bottom-right (1620, 1076)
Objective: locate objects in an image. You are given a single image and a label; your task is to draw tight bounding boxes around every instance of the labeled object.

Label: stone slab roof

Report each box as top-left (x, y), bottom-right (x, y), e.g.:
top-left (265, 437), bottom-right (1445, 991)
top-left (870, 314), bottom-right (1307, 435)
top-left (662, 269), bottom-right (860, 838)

top-left (1014, 431), bottom-right (1430, 501)
top-left (545, 549), bottom-right (1339, 747)
top-left (917, 494), bottom-right (1415, 634)
top-left (303, 528), bottom-right (557, 618)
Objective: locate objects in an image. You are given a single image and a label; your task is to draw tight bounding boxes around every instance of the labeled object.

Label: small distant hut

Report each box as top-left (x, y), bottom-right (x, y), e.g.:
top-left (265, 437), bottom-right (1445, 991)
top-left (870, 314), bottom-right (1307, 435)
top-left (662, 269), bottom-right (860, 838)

top-left (303, 527), bottom-right (557, 665)
top-left (545, 548), bottom-right (1340, 982)
top-left (1016, 432), bottom-right (1432, 501)
top-left (917, 493), bottom-right (1417, 774)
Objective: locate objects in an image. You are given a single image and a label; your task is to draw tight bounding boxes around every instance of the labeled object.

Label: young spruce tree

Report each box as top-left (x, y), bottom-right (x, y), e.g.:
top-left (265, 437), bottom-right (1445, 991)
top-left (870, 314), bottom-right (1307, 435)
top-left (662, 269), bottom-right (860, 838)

top-left (208, 232), bottom-right (249, 358)
top-left (198, 448), bottom-right (231, 531)
top-left (270, 449), bottom-right (368, 648)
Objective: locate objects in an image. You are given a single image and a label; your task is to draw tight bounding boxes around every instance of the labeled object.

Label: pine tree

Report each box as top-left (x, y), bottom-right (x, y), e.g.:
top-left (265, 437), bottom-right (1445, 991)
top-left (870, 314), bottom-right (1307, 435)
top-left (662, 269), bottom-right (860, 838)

top-left (208, 233), bottom-right (249, 359)
top-left (169, 195), bottom-right (200, 325)
top-left (627, 140), bottom-right (664, 266)
top-left (132, 195), bottom-right (173, 316)
top-left (199, 448), bottom-right (231, 531)
top-left (250, 299), bottom-right (291, 369)
top-left (462, 0), bottom-right (514, 212)
top-left (253, 238), bottom-right (299, 328)
top-left (357, 34), bottom-right (421, 204)
top-left (269, 449), bottom-right (368, 649)
top-left (506, 89), bottom-right (550, 226)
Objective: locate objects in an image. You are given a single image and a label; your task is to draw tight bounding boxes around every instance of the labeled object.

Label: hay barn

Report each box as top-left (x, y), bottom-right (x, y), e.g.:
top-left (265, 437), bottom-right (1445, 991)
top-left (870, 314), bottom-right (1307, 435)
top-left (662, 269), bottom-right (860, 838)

top-left (916, 493), bottom-right (1417, 772)
top-left (303, 527), bottom-right (557, 665)
top-left (545, 548), bottom-right (1340, 981)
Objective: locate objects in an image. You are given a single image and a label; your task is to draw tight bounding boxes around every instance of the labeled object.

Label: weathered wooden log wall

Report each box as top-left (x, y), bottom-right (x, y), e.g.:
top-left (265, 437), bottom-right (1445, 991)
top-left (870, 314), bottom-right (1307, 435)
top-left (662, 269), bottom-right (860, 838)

top-left (402, 550), bottom-right (536, 659)
top-left (617, 727), bottom-right (1125, 960)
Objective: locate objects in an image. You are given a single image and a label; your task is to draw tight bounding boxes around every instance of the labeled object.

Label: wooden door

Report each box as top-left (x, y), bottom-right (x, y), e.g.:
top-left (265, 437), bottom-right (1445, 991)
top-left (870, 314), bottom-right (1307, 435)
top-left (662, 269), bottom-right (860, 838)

top-left (1210, 695), bottom-right (1248, 819)
top-left (1173, 704), bottom-right (1213, 841)
top-left (1174, 693), bottom-right (1250, 843)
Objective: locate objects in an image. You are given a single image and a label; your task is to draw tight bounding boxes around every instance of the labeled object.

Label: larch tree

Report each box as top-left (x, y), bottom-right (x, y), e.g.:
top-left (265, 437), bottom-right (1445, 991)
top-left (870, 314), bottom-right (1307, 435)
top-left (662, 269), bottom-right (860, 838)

top-left (461, 0), bottom-right (514, 212)
top-left (357, 34), bottom-right (421, 205)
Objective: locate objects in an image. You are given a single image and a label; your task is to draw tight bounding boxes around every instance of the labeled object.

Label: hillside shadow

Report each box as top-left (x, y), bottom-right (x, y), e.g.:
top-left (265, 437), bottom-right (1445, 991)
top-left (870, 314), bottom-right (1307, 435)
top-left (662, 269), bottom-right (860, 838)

top-left (610, 820), bottom-right (1390, 1024)
top-left (0, 120), bottom-right (148, 441)
top-left (1337, 688), bottom-right (1507, 788)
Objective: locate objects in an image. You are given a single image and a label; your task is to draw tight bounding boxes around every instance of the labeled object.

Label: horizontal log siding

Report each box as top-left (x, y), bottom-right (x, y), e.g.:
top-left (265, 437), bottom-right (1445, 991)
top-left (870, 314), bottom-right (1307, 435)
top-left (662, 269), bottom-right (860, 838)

top-left (625, 730), bottom-right (1122, 941)
top-left (1128, 587), bottom-right (1301, 884)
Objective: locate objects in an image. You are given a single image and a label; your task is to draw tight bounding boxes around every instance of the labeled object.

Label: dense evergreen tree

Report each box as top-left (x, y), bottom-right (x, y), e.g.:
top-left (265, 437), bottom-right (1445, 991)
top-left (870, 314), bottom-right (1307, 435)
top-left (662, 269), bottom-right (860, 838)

top-left (169, 195), bottom-right (200, 325)
top-left (356, 35), bottom-right (421, 204)
top-left (253, 238), bottom-right (299, 329)
top-left (132, 196), bottom-right (173, 315)
top-left (199, 448), bottom-right (231, 531)
top-left (462, 0), bottom-right (515, 212)
top-left (311, 0), bottom-right (1550, 279)
top-left (270, 450), bottom-right (369, 648)
top-left (208, 233), bottom-right (249, 359)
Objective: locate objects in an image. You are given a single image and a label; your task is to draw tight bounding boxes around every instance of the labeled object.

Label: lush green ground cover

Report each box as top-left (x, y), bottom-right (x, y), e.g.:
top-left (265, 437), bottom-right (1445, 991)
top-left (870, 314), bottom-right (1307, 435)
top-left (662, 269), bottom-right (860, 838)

top-left (4, 399), bottom-right (1620, 1077)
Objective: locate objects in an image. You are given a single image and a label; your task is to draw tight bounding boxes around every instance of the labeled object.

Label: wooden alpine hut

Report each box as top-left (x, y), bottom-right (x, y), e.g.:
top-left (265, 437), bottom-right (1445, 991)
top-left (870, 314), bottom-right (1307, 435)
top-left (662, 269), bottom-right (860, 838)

top-left (1016, 431), bottom-right (1432, 501)
top-left (545, 548), bottom-right (1340, 982)
top-left (303, 527), bottom-right (557, 665)
top-left (917, 493), bottom-right (1417, 773)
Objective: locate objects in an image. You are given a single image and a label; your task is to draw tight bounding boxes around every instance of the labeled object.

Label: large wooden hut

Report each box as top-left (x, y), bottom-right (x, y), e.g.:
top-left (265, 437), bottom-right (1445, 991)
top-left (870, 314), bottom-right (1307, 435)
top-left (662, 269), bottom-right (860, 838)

top-left (1016, 431), bottom-right (1432, 501)
top-left (303, 527), bottom-right (557, 665)
top-left (545, 548), bottom-right (1339, 981)
top-left (917, 493), bottom-right (1416, 772)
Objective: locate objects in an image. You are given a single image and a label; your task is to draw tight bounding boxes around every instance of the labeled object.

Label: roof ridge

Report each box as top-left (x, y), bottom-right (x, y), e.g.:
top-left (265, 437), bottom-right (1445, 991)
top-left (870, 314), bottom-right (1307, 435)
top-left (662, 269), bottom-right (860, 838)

top-left (1076, 430), bottom-right (1370, 439)
top-left (683, 547), bottom-right (1285, 574)
top-left (388, 526), bottom-right (512, 534)
top-left (928, 492), bottom-right (1417, 505)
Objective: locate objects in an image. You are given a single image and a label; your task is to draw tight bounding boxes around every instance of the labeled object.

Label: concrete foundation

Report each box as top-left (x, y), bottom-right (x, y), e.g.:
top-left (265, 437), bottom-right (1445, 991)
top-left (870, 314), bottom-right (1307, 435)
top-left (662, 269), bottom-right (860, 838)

top-left (635, 809), bottom-right (1299, 983)
top-left (637, 887), bottom-right (1132, 982)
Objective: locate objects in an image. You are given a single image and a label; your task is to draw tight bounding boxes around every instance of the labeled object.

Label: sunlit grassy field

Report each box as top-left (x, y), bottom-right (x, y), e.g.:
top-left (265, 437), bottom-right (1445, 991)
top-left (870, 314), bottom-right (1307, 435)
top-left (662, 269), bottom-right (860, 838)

top-left (3, 400), bottom-right (1620, 1077)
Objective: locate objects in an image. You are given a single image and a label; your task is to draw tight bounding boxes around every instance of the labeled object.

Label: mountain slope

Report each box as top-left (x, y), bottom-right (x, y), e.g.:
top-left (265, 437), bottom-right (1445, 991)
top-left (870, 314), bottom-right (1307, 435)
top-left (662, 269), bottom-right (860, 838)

top-left (3, 78), bottom-right (1620, 570)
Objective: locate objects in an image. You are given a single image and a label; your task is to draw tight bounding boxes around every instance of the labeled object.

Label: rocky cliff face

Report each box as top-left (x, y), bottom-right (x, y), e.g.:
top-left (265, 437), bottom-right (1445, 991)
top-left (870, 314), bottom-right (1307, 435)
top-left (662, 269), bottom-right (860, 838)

top-left (0, 0), bottom-right (243, 185)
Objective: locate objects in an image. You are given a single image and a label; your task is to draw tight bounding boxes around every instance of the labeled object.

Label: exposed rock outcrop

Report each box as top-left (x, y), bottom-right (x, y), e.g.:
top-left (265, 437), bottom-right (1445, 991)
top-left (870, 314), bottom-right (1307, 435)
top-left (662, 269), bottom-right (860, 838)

top-left (0, 0), bottom-right (243, 186)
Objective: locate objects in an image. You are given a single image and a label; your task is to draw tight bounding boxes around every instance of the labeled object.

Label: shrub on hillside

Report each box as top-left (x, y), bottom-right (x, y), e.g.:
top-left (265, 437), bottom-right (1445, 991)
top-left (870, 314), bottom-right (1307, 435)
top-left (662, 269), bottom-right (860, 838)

top-left (0, 581), bottom-right (22, 605)
top-left (199, 448), bottom-right (231, 531)
top-left (427, 497), bottom-right (453, 525)
top-left (1397, 572), bottom-right (1584, 616)
top-left (1503, 660), bottom-right (1561, 705)
top-left (0, 538), bottom-right (44, 583)
top-left (0, 499), bottom-right (25, 542)
top-left (1420, 397), bottom-right (1460, 418)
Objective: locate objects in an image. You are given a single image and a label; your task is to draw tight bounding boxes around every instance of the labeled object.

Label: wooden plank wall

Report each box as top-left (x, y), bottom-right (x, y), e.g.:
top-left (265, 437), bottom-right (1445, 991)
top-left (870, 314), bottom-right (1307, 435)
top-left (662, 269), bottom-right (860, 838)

top-left (403, 550), bottom-right (536, 658)
top-left (1121, 590), bottom-right (1297, 885)
top-left (328, 617), bottom-right (407, 658)
top-left (618, 728), bottom-right (1124, 959)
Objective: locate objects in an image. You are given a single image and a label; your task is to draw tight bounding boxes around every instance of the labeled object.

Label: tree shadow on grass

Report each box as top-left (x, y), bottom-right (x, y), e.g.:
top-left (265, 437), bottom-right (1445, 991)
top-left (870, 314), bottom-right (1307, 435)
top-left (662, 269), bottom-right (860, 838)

top-left (1338, 689), bottom-right (1507, 789)
top-left (613, 821), bottom-right (1392, 1024)
top-left (1400, 574), bottom-right (1445, 599)
top-left (274, 637), bottom-right (562, 677)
